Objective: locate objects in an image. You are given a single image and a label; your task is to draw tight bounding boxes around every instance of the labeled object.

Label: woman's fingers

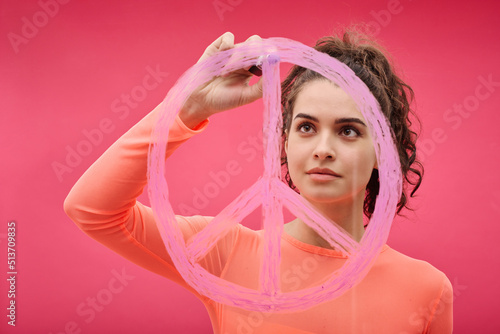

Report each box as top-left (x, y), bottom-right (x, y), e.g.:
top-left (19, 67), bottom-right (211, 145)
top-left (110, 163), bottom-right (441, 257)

top-left (180, 32), bottom-right (266, 123)
top-left (219, 34), bottom-right (266, 77)
top-left (198, 32), bottom-right (235, 63)
top-left (245, 34), bottom-right (262, 43)
top-left (240, 35), bottom-right (264, 74)
top-left (198, 33), bottom-right (266, 77)
top-left (218, 32), bottom-right (235, 51)
top-left (241, 76), bottom-right (263, 104)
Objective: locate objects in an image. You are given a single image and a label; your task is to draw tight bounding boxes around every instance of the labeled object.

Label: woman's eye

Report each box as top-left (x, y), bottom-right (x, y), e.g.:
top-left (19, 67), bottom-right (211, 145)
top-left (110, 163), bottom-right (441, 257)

top-left (297, 123), bottom-right (314, 133)
top-left (340, 126), bottom-right (360, 137)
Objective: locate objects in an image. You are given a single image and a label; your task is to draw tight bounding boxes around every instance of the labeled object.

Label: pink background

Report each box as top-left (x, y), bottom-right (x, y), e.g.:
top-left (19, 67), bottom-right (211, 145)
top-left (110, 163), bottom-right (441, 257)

top-left (1, 0), bottom-right (499, 333)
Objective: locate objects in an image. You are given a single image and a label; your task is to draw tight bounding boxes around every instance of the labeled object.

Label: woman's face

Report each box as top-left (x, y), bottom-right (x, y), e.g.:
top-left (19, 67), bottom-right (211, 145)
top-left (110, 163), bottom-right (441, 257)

top-left (285, 79), bottom-right (377, 205)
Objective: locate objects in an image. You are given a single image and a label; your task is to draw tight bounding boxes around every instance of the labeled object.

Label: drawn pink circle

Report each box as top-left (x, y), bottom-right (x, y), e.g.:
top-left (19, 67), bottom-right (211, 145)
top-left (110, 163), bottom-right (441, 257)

top-left (148, 38), bottom-right (402, 312)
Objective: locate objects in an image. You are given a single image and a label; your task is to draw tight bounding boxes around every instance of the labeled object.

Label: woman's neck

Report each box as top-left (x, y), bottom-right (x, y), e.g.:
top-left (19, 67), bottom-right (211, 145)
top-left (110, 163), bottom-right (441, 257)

top-left (284, 194), bottom-right (366, 248)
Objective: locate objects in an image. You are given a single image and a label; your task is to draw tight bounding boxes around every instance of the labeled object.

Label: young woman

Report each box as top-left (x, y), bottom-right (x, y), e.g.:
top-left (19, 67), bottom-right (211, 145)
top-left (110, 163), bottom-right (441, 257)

top-left (64, 30), bottom-right (453, 333)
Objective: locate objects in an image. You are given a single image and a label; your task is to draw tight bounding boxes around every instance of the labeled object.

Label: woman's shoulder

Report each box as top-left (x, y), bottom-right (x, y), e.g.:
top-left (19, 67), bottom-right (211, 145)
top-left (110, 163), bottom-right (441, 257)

top-left (378, 245), bottom-right (452, 294)
top-left (375, 246), bottom-right (454, 330)
top-left (381, 245), bottom-right (445, 271)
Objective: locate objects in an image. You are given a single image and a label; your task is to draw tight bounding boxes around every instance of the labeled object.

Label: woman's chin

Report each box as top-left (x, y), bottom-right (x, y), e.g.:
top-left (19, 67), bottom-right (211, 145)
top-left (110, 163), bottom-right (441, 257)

top-left (300, 192), bottom-right (345, 205)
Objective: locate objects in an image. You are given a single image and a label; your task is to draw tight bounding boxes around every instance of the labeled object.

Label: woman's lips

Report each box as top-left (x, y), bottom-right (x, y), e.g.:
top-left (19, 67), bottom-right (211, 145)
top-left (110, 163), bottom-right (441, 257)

top-left (306, 168), bottom-right (341, 181)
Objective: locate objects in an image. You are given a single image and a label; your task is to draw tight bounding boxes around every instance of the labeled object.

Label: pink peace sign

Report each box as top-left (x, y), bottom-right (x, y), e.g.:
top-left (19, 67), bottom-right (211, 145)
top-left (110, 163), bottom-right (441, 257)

top-left (148, 38), bottom-right (402, 312)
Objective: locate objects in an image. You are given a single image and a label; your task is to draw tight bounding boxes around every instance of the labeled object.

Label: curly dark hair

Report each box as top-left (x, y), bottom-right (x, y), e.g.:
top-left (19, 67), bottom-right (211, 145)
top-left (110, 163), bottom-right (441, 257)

top-left (281, 29), bottom-right (423, 219)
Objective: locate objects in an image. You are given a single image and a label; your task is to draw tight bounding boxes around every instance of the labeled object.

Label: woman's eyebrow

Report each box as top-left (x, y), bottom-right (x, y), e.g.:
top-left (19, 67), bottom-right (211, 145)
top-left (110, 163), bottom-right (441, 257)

top-left (293, 113), bottom-right (318, 122)
top-left (293, 113), bottom-right (367, 127)
top-left (335, 117), bottom-right (367, 127)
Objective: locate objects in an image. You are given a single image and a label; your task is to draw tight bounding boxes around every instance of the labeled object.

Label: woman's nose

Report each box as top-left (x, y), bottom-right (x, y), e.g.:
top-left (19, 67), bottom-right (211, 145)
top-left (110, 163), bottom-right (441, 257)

top-left (313, 135), bottom-right (335, 160)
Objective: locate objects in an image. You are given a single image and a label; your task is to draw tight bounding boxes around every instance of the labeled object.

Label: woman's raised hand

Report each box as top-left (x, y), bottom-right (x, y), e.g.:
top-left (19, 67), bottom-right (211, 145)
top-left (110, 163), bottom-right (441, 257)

top-left (179, 32), bottom-right (263, 128)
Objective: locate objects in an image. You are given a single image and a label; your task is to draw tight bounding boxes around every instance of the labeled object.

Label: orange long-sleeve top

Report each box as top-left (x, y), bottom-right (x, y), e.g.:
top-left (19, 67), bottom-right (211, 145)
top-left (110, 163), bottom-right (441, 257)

top-left (64, 103), bottom-right (453, 334)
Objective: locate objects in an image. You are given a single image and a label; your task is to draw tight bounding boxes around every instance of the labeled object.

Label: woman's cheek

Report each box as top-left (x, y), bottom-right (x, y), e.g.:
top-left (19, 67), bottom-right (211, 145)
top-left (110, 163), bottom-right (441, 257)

top-left (287, 156), bottom-right (299, 183)
top-left (287, 154), bottom-right (304, 191)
